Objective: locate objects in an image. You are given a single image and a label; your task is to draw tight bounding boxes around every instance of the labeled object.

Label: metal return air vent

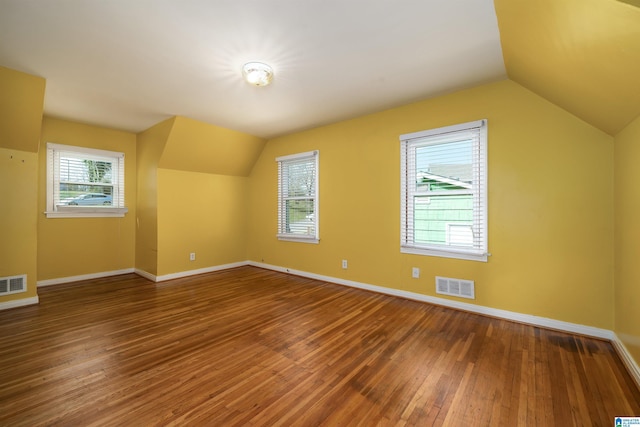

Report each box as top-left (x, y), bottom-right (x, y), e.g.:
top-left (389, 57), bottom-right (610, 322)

top-left (0, 275), bottom-right (26, 295)
top-left (436, 276), bottom-right (475, 300)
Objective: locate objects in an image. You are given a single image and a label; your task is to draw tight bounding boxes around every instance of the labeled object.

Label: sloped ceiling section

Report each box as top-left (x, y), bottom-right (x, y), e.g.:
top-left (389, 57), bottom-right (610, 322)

top-left (0, 66), bottom-right (45, 152)
top-left (618, 0), bottom-right (640, 7)
top-left (495, 0), bottom-right (640, 135)
top-left (158, 116), bottom-right (266, 176)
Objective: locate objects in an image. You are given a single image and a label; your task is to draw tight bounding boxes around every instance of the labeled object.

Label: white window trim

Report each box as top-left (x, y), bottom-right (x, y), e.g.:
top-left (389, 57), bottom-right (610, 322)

top-left (400, 120), bottom-right (488, 262)
top-left (276, 150), bottom-right (319, 244)
top-left (45, 143), bottom-right (128, 218)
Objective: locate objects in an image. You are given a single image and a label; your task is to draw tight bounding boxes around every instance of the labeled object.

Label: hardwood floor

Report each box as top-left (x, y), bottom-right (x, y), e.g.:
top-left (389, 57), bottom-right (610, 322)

top-left (0, 266), bottom-right (638, 426)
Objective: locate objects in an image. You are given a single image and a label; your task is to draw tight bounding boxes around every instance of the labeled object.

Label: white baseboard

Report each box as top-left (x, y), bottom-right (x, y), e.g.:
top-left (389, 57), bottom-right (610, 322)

top-left (0, 296), bottom-right (39, 311)
top-left (37, 268), bottom-right (136, 287)
top-left (613, 334), bottom-right (640, 389)
top-left (134, 269), bottom-right (157, 282)
top-left (249, 261), bottom-right (614, 340)
top-left (38, 262), bottom-right (250, 286)
top-left (140, 261), bottom-right (250, 283)
top-left (250, 261), bottom-right (640, 386)
top-left (29, 260), bottom-right (640, 388)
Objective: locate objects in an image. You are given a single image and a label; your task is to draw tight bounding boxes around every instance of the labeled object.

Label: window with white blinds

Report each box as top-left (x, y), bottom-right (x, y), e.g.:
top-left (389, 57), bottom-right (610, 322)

top-left (400, 120), bottom-right (487, 262)
top-left (276, 150), bottom-right (319, 243)
top-left (46, 143), bottom-right (128, 218)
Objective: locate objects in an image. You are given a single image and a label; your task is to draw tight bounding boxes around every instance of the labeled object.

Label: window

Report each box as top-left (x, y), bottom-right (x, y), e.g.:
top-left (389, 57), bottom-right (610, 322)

top-left (276, 150), bottom-right (319, 243)
top-left (46, 143), bottom-right (127, 218)
top-left (400, 120), bottom-right (487, 261)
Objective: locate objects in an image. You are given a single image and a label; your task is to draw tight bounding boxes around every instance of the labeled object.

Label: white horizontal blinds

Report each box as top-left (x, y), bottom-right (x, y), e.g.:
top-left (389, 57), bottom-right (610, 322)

top-left (113, 155), bottom-right (125, 208)
top-left (401, 120), bottom-right (487, 257)
top-left (59, 151), bottom-right (114, 204)
top-left (473, 123), bottom-right (488, 253)
top-left (47, 143), bottom-right (125, 210)
top-left (50, 147), bottom-right (61, 209)
top-left (400, 138), bottom-right (414, 245)
top-left (277, 151), bottom-right (318, 240)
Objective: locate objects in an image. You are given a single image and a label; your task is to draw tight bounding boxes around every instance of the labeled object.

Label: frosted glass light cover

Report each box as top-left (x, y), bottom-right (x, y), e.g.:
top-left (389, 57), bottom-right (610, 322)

top-left (242, 62), bottom-right (274, 86)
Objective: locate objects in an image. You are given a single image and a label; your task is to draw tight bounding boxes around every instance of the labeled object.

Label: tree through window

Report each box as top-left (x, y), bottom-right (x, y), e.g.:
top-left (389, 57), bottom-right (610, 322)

top-left (46, 143), bottom-right (127, 218)
top-left (276, 150), bottom-right (319, 243)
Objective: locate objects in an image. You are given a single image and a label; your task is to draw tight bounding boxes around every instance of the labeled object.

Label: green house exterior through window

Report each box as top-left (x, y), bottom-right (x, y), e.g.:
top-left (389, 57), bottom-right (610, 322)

top-left (415, 194), bottom-right (473, 247)
top-left (400, 120), bottom-right (487, 262)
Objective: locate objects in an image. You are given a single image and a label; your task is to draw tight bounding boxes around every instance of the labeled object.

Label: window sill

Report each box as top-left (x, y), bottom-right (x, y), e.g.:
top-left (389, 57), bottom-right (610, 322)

top-left (277, 234), bottom-right (319, 244)
top-left (401, 245), bottom-right (488, 262)
top-left (45, 207), bottom-right (128, 218)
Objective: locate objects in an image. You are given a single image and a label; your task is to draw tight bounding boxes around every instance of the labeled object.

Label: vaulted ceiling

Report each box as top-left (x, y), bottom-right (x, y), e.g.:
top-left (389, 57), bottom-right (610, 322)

top-left (0, 0), bottom-right (638, 138)
top-left (496, 0), bottom-right (640, 135)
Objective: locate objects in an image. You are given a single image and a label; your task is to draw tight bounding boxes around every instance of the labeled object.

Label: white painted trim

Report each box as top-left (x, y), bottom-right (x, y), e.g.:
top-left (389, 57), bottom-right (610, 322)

top-left (0, 296), bottom-right (39, 311)
top-left (613, 333), bottom-right (640, 389)
top-left (250, 262), bottom-right (640, 383)
top-left (248, 261), bottom-right (614, 341)
top-left (250, 262), bottom-right (640, 386)
top-left (46, 142), bottom-right (126, 218)
top-left (37, 263), bottom-right (251, 286)
top-left (37, 268), bottom-right (136, 287)
top-left (47, 142), bottom-right (124, 159)
top-left (154, 261), bottom-right (249, 282)
top-left (134, 269), bottom-right (157, 282)
top-left (25, 260), bottom-right (640, 387)
top-left (45, 208), bottom-right (128, 218)
top-left (400, 119), bottom-right (486, 141)
top-left (401, 246), bottom-right (488, 262)
top-left (275, 150), bottom-right (318, 163)
top-left (277, 236), bottom-right (320, 244)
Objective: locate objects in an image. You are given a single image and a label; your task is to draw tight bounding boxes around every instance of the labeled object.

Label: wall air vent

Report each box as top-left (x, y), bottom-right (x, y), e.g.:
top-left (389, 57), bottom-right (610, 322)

top-left (436, 276), bottom-right (475, 300)
top-left (0, 275), bottom-right (27, 296)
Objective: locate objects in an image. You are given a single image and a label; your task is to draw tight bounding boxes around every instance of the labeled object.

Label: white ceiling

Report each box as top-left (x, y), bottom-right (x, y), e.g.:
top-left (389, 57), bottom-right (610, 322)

top-left (0, 0), bottom-right (506, 138)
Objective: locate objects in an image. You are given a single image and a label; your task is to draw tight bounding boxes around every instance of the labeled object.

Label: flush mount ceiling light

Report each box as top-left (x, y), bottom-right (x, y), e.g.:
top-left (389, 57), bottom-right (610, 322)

top-left (242, 62), bottom-right (274, 86)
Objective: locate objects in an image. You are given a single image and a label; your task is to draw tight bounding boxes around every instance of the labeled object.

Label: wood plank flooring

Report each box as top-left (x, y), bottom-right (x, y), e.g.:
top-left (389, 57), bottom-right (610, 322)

top-left (0, 266), bottom-right (638, 426)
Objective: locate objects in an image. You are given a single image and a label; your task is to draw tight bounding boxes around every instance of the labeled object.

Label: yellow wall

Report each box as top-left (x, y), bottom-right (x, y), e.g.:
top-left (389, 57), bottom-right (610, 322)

top-left (157, 169), bottom-right (249, 276)
top-left (136, 116), bottom-right (264, 277)
top-left (0, 64), bottom-right (629, 365)
top-left (614, 113), bottom-right (640, 363)
top-left (135, 118), bottom-right (174, 276)
top-left (0, 66), bottom-right (626, 361)
top-left (0, 66), bottom-right (45, 152)
top-left (0, 66), bottom-right (45, 305)
top-left (248, 79), bottom-right (615, 329)
top-left (0, 148), bottom-right (39, 303)
top-left (38, 117), bottom-right (137, 281)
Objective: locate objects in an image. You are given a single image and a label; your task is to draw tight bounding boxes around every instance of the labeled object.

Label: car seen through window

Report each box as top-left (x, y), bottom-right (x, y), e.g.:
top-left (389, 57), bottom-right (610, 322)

top-left (64, 193), bottom-right (113, 206)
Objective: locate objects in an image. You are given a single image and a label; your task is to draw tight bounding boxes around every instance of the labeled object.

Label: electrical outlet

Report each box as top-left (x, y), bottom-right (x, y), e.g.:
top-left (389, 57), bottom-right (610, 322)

top-left (342, 259), bottom-right (348, 269)
top-left (412, 267), bottom-right (420, 278)
top-left (190, 252), bottom-right (196, 261)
